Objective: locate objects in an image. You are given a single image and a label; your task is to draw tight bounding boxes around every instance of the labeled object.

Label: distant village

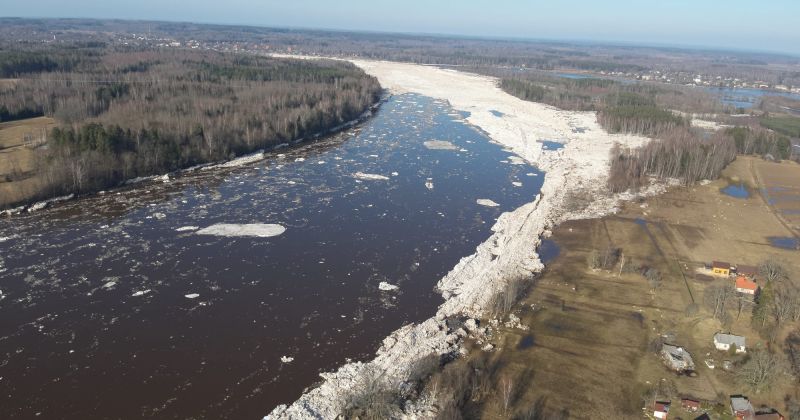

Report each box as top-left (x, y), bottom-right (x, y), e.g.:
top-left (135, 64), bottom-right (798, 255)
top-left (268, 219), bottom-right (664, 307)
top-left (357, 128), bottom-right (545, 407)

top-left (108, 32), bottom-right (800, 96)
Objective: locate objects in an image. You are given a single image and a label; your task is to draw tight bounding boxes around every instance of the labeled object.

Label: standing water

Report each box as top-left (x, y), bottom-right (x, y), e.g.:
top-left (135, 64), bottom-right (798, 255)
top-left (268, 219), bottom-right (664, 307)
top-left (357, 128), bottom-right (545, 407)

top-left (0, 94), bottom-right (543, 419)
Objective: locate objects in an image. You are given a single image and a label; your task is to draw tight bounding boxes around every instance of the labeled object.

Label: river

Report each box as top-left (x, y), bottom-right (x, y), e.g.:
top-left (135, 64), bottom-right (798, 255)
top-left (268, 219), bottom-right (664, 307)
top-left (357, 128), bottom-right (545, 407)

top-left (0, 93), bottom-right (543, 419)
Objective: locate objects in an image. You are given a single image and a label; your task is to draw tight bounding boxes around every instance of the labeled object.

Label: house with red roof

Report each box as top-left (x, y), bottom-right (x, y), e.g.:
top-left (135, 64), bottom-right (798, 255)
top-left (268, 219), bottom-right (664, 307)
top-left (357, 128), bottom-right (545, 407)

top-left (735, 276), bottom-right (759, 295)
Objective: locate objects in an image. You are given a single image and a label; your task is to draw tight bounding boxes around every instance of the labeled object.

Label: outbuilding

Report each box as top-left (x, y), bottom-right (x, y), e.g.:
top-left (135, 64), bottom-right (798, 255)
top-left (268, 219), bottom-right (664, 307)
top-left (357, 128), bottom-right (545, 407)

top-left (712, 261), bottom-right (732, 276)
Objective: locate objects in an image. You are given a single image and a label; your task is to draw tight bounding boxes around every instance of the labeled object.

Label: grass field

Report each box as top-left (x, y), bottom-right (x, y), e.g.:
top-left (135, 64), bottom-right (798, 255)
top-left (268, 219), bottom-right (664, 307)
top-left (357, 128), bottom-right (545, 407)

top-left (451, 156), bottom-right (800, 419)
top-left (760, 115), bottom-right (800, 138)
top-left (0, 116), bottom-right (54, 207)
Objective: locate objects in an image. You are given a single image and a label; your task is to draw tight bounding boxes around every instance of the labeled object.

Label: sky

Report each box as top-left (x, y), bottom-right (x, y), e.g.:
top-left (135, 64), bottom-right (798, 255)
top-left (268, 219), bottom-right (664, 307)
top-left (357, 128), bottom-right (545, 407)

top-left (3, 0), bottom-right (799, 55)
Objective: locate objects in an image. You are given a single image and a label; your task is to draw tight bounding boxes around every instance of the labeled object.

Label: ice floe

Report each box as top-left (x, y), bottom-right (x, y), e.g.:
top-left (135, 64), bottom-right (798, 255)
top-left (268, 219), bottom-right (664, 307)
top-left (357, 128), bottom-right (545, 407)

top-left (423, 140), bottom-right (457, 150)
top-left (378, 282), bottom-right (399, 291)
top-left (476, 199), bottom-right (500, 207)
top-left (352, 172), bottom-right (390, 181)
top-left (131, 290), bottom-right (151, 297)
top-left (175, 226), bottom-right (200, 232)
top-left (195, 223), bottom-right (287, 238)
top-left (280, 356), bottom-right (294, 363)
top-left (185, 293), bottom-right (200, 299)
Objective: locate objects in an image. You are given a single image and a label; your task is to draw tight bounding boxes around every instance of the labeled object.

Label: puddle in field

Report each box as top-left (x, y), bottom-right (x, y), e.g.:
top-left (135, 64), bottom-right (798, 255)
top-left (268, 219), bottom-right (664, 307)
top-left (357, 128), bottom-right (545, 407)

top-left (767, 236), bottom-right (800, 250)
top-left (721, 183), bottom-right (749, 198)
top-left (538, 239), bottom-right (560, 264)
top-left (517, 334), bottom-right (536, 349)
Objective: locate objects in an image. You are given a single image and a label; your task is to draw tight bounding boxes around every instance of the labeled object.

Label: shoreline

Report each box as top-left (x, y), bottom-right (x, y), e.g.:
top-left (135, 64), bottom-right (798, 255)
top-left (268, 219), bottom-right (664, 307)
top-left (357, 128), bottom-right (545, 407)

top-left (0, 95), bottom-right (386, 216)
top-left (266, 59), bottom-right (661, 418)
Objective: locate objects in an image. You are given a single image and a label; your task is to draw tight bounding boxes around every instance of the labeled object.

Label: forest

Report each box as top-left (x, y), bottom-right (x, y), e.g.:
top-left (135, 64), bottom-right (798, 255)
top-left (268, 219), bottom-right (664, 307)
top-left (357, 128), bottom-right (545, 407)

top-left (0, 43), bottom-right (381, 203)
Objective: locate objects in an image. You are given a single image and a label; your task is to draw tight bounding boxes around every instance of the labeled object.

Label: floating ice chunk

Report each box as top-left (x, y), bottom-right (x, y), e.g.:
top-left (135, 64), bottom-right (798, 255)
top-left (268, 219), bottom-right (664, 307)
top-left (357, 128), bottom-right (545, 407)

top-left (352, 172), bottom-right (389, 181)
top-left (295, 157), bottom-right (305, 162)
top-left (378, 281), bottom-right (399, 291)
top-left (102, 281), bottom-right (117, 289)
top-left (215, 151), bottom-right (265, 169)
top-left (280, 356), bottom-right (294, 363)
top-left (512, 182), bottom-right (523, 187)
top-left (153, 212), bottom-right (167, 220)
top-left (26, 194), bottom-right (74, 212)
top-left (425, 180), bottom-right (434, 190)
top-left (459, 148), bottom-right (468, 152)
top-left (526, 172), bottom-right (537, 177)
top-left (0, 235), bottom-right (17, 243)
top-left (132, 289), bottom-right (151, 297)
top-left (175, 226), bottom-right (200, 232)
top-left (317, 161), bottom-right (326, 164)
top-left (391, 172), bottom-right (399, 176)
top-left (159, 174), bottom-right (170, 183)
top-left (476, 199), bottom-right (500, 207)
top-left (423, 140), bottom-right (457, 150)
top-left (196, 223), bottom-right (286, 238)
top-left (507, 156), bottom-right (526, 165)
top-left (185, 293), bottom-right (200, 299)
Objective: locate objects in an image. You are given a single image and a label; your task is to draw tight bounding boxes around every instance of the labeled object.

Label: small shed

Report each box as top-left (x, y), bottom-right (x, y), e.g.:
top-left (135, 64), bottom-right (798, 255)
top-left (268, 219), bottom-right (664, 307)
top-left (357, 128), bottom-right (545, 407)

top-left (653, 401), bottom-right (670, 419)
top-left (731, 395), bottom-right (755, 420)
top-left (735, 265), bottom-right (758, 278)
top-left (681, 398), bottom-right (701, 412)
top-left (714, 333), bottom-right (746, 353)
top-left (712, 261), bottom-right (732, 276)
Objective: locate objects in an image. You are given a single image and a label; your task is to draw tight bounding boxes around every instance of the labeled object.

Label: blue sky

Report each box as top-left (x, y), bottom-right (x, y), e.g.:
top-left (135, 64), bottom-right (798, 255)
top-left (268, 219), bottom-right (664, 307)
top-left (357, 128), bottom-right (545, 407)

top-left (4, 0), bottom-right (799, 55)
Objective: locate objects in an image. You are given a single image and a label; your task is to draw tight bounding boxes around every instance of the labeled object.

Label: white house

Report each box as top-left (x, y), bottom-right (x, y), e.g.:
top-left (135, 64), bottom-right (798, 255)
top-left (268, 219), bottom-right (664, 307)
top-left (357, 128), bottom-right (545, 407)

top-left (714, 333), bottom-right (746, 353)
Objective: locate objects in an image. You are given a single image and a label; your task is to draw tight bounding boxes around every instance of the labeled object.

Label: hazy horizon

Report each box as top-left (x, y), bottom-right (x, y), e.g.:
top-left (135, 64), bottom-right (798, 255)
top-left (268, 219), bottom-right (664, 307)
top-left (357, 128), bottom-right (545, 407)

top-left (3, 0), bottom-right (799, 56)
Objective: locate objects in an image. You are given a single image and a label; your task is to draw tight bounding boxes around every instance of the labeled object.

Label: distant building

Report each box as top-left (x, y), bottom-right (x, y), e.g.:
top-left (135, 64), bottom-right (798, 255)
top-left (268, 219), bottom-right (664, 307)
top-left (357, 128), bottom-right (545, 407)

top-left (735, 277), bottom-right (759, 295)
top-left (681, 398), bottom-right (701, 412)
top-left (731, 395), bottom-right (755, 420)
top-left (661, 344), bottom-right (695, 372)
top-left (714, 333), bottom-right (746, 353)
top-left (712, 261), bottom-right (732, 276)
top-left (653, 401), bottom-right (670, 419)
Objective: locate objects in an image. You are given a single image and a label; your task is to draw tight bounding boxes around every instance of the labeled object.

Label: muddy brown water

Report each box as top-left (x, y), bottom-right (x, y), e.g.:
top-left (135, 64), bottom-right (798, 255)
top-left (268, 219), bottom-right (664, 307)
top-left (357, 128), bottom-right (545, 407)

top-left (0, 94), bottom-right (544, 419)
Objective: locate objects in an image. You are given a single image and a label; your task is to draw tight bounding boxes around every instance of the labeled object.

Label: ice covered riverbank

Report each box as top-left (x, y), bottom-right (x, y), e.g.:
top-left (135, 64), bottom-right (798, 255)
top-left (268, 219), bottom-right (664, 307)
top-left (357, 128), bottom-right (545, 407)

top-left (266, 59), bottom-right (656, 418)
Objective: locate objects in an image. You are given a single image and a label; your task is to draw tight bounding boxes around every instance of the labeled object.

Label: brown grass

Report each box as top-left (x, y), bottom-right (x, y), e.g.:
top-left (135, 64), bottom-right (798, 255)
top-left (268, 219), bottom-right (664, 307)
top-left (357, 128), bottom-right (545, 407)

top-left (0, 116), bottom-right (55, 207)
top-left (444, 156), bottom-right (800, 419)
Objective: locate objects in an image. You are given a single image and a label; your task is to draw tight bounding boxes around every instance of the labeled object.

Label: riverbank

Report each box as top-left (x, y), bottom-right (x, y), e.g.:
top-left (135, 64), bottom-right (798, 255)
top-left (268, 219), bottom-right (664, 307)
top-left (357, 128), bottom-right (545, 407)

top-left (0, 97), bottom-right (385, 216)
top-left (447, 155), bottom-right (800, 418)
top-left (266, 60), bottom-right (656, 418)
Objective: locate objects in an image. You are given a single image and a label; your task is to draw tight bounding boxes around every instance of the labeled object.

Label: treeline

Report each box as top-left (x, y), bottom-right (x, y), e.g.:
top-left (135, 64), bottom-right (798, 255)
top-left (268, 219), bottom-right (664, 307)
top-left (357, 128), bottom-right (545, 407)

top-left (727, 126), bottom-right (793, 159)
top-left (498, 72), bottom-right (727, 115)
top-left (0, 45), bottom-right (381, 202)
top-left (607, 129), bottom-right (737, 192)
top-left (598, 92), bottom-right (686, 137)
top-left (607, 126), bottom-right (790, 193)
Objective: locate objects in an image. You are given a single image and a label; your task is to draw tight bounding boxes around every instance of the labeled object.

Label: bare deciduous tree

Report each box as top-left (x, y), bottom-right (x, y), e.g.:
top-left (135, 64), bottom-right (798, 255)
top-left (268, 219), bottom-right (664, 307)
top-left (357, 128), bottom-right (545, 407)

top-left (705, 284), bottom-right (736, 321)
top-left (736, 350), bottom-right (788, 393)
top-left (759, 259), bottom-right (788, 284)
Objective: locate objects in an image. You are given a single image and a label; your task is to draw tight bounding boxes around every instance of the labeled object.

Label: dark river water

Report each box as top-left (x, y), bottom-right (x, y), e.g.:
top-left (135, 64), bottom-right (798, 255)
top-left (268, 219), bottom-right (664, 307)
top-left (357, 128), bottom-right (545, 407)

top-left (0, 94), bottom-right (543, 419)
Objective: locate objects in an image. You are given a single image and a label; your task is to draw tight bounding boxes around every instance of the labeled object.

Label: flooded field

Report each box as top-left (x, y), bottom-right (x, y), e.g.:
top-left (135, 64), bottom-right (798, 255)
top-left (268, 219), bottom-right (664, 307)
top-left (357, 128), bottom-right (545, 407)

top-left (0, 94), bottom-right (543, 419)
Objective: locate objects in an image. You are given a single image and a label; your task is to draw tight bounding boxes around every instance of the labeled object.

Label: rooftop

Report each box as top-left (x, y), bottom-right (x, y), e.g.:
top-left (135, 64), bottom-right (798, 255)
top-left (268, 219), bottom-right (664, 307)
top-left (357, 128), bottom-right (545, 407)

top-left (715, 333), bottom-right (746, 347)
top-left (736, 276), bottom-right (759, 290)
